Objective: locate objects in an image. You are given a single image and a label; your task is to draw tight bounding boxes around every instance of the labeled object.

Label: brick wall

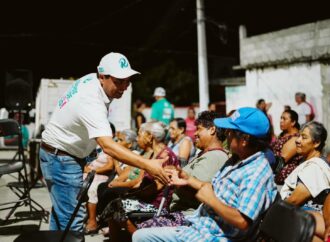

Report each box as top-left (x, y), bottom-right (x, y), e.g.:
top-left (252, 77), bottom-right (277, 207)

top-left (240, 19), bottom-right (330, 68)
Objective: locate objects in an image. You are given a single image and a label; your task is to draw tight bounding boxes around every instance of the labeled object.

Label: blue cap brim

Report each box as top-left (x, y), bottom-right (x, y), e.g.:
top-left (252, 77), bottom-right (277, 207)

top-left (214, 117), bottom-right (238, 130)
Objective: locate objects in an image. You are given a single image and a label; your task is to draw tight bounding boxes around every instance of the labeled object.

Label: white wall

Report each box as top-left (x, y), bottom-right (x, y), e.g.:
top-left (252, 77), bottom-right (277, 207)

top-left (35, 79), bottom-right (74, 136)
top-left (226, 63), bottom-right (323, 135)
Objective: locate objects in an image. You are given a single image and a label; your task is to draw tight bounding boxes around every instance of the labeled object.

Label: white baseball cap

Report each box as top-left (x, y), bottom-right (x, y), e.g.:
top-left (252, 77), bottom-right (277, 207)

top-left (97, 52), bottom-right (140, 79)
top-left (153, 87), bottom-right (166, 97)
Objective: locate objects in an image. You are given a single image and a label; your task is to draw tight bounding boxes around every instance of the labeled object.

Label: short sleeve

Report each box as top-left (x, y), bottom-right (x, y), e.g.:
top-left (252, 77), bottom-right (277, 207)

top-left (298, 163), bottom-right (330, 198)
top-left (150, 102), bottom-right (160, 120)
top-left (302, 103), bottom-right (312, 115)
top-left (79, 95), bottom-right (112, 139)
top-left (185, 151), bottom-right (227, 182)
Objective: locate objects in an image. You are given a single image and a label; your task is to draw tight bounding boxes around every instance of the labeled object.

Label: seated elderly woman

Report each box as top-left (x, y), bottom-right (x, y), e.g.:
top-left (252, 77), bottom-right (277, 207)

top-left (99, 121), bottom-right (179, 241)
top-left (280, 121), bottom-right (330, 241)
top-left (84, 129), bottom-right (138, 234)
top-left (96, 128), bottom-right (154, 216)
top-left (168, 117), bottom-right (196, 167)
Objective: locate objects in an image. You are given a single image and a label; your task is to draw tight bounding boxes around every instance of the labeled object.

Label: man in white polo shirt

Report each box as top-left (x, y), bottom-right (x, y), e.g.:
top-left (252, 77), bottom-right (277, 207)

top-left (295, 92), bottom-right (312, 125)
top-left (40, 52), bottom-right (169, 232)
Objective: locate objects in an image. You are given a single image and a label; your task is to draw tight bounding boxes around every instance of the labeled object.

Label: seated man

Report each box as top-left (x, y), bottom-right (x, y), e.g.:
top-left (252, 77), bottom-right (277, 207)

top-left (133, 107), bottom-right (278, 242)
top-left (138, 111), bottom-right (228, 228)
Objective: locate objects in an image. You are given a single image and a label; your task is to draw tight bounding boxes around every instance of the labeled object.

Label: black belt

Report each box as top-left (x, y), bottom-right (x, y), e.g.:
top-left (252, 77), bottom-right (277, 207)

top-left (41, 142), bottom-right (86, 164)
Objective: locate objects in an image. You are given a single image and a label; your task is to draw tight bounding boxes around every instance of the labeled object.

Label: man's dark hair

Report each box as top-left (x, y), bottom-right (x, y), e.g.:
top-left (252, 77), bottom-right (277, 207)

top-left (96, 71), bottom-right (110, 79)
top-left (195, 111), bottom-right (225, 141)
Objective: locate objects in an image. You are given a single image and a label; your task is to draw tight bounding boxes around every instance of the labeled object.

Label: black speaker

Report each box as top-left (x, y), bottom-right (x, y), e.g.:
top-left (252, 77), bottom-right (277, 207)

top-left (5, 78), bottom-right (33, 110)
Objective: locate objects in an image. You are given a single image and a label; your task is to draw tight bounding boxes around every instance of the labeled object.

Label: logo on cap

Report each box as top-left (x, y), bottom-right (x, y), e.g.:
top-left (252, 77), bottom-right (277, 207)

top-left (119, 58), bottom-right (128, 69)
top-left (231, 111), bottom-right (240, 121)
top-left (98, 67), bottom-right (104, 73)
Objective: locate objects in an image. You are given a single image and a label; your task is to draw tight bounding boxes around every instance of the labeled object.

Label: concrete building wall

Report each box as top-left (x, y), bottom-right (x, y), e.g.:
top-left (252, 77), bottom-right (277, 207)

top-left (321, 63), bottom-right (330, 151)
top-left (226, 63), bottom-right (323, 136)
top-left (232, 19), bottom-right (330, 151)
top-left (240, 19), bottom-right (330, 68)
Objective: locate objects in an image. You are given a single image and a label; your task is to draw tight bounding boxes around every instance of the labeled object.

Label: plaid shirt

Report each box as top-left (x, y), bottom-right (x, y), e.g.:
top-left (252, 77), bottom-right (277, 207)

top-left (177, 151), bottom-right (277, 242)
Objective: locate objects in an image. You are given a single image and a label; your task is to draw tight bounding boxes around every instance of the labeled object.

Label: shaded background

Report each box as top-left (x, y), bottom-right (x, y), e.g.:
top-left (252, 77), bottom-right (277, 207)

top-left (1, 0), bottom-right (330, 107)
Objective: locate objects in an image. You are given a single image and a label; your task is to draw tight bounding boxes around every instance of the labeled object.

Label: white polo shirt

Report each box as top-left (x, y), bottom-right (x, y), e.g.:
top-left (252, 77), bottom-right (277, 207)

top-left (295, 102), bottom-right (311, 125)
top-left (42, 73), bottom-right (112, 158)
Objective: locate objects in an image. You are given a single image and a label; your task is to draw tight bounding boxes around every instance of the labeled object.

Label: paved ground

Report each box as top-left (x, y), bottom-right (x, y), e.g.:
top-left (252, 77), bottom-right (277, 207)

top-left (0, 150), bottom-right (108, 242)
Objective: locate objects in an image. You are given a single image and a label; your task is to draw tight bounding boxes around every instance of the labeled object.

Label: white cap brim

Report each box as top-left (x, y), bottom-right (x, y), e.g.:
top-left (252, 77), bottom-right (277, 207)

top-left (111, 69), bottom-right (140, 79)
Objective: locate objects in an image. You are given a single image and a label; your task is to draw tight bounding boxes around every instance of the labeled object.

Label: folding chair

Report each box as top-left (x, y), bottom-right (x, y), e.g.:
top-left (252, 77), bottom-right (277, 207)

top-left (0, 119), bottom-right (46, 224)
top-left (14, 170), bottom-right (96, 242)
top-left (231, 193), bottom-right (282, 242)
top-left (258, 200), bottom-right (315, 242)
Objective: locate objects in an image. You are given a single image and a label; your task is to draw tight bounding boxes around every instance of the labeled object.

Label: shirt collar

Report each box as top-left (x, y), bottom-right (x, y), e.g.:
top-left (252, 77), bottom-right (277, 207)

top-left (220, 151), bottom-right (264, 177)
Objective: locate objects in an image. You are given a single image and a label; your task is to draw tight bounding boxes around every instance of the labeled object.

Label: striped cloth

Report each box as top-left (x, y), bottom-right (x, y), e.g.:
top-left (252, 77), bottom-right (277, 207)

top-left (177, 151), bottom-right (277, 242)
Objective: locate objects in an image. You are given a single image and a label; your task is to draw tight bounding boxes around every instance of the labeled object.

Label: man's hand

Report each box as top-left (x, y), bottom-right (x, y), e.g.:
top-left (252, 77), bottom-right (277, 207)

top-left (195, 183), bottom-right (217, 205)
top-left (145, 157), bottom-right (170, 185)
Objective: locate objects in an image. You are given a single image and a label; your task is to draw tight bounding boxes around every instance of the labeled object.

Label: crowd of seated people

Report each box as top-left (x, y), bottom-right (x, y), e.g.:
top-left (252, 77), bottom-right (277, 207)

top-left (138, 111), bottom-right (228, 229)
top-left (97, 121), bottom-right (178, 241)
top-left (133, 107), bottom-right (278, 241)
top-left (83, 128), bottom-right (138, 234)
top-left (80, 104), bottom-right (330, 242)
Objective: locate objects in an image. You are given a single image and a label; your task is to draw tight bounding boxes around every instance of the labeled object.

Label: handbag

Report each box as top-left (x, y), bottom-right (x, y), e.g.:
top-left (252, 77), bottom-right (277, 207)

top-left (99, 179), bottom-right (158, 223)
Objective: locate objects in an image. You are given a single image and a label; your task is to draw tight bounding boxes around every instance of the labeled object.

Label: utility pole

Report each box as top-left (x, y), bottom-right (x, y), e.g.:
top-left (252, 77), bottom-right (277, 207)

top-left (196, 0), bottom-right (209, 111)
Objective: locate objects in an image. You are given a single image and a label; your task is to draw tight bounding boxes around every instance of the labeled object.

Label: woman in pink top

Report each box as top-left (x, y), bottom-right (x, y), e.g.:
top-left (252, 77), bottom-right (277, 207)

top-left (185, 106), bottom-right (197, 141)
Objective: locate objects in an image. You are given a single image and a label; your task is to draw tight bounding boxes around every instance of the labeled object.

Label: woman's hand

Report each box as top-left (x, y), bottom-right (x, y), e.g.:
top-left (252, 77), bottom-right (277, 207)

top-left (108, 180), bottom-right (121, 188)
top-left (84, 165), bottom-right (92, 173)
top-left (195, 183), bottom-right (217, 205)
top-left (165, 167), bottom-right (190, 186)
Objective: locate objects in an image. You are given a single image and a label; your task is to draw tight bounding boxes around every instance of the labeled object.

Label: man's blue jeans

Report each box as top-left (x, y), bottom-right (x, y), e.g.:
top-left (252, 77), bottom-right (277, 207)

top-left (40, 148), bottom-right (85, 232)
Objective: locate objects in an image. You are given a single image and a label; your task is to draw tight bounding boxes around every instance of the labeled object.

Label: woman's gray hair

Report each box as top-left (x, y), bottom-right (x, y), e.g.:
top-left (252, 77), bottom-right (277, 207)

top-left (301, 121), bottom-right (328, 152)
top-left (140, 121), bottom-right (166, 142)
top-left (121, 129), bottom-right (138, 150)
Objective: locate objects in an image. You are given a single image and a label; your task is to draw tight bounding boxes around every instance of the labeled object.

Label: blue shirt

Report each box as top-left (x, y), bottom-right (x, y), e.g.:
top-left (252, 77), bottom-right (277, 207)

top-left (177, 151), bottom-right (277, 242)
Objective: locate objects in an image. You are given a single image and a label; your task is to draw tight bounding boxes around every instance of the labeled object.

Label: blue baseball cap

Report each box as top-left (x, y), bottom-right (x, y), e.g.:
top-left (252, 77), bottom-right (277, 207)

top-left (214, 107), bottom-right (270, 138)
